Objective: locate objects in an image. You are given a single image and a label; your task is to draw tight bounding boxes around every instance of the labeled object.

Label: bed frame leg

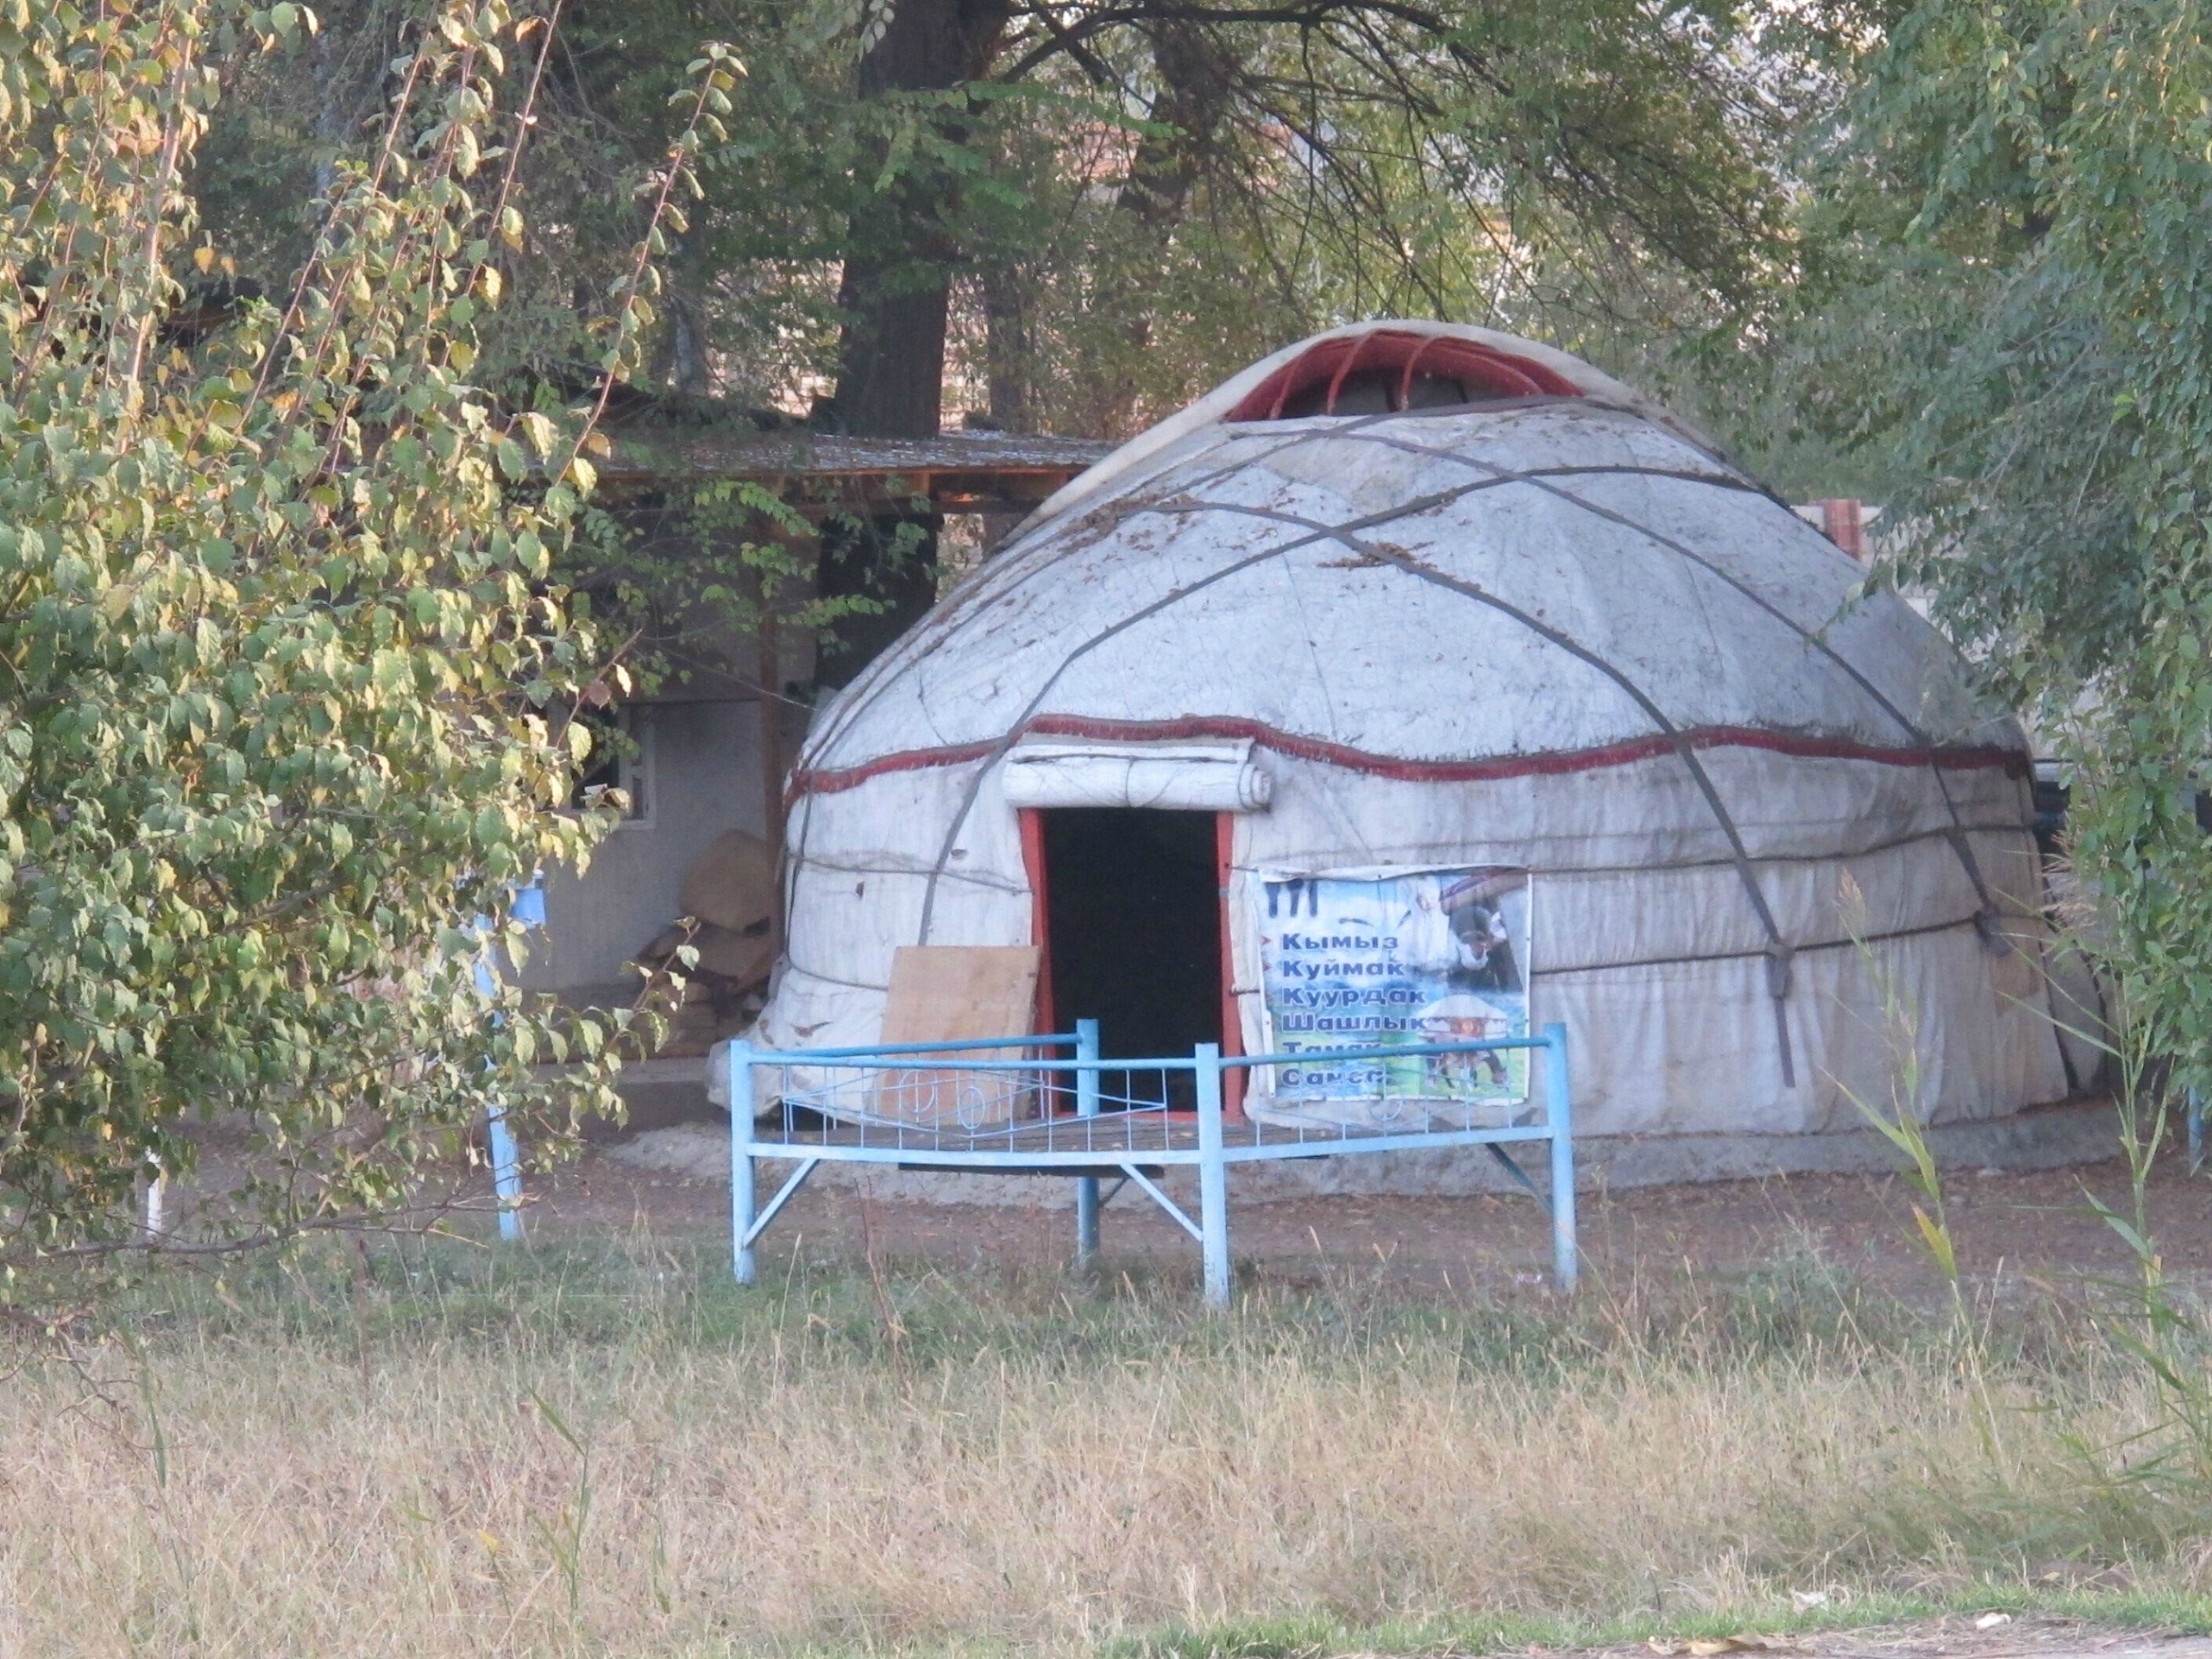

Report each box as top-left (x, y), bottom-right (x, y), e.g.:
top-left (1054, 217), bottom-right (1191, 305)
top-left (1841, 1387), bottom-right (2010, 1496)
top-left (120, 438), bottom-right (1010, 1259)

top-left (1197, 1043), bottom-right (1230, 1307)
top-left (730, 1042), bottom-right (757, 1286)
top-left (1075, 1020), bottom-right (1101, 1265)
top-left (1544, 1022), bottom-right (1577, 1291)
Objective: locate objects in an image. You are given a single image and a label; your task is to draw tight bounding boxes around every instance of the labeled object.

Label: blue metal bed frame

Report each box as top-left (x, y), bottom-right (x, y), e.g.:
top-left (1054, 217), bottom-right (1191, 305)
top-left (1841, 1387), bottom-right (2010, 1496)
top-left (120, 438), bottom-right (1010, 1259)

top-left (723, 1020), bottom-right (1576, 1305)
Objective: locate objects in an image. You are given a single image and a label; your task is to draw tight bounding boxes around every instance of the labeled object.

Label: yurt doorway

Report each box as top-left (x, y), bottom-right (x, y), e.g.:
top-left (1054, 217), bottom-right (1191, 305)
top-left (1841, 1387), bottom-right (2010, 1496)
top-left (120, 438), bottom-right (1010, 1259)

top-left (1027, 808), bottom-right (1229, 1111)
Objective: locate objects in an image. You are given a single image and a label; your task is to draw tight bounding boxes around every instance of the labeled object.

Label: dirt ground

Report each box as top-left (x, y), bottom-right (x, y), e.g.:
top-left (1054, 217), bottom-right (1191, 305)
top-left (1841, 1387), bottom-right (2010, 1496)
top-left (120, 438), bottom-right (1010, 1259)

top-left (517, 1131), bottom-right (2212, 1298)
top-left (1561, 1621), bottom-right (2212, 1659)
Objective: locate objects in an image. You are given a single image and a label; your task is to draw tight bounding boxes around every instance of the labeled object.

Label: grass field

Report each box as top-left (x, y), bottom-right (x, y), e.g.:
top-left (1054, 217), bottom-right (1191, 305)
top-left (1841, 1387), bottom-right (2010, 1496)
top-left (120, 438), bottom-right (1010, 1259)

top-left (4, 1231), bottom-right (2211, 1657)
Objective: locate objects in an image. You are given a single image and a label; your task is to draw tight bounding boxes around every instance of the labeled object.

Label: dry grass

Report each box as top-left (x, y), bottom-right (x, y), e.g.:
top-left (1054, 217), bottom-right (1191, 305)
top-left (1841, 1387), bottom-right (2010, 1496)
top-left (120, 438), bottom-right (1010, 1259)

top-left (0, 1236), bottom-right (2202, 1658)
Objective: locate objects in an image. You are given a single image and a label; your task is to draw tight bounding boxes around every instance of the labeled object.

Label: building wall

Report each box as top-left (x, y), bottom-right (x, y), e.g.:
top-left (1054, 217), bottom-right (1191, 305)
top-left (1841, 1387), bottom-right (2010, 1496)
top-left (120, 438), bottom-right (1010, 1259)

top-left (519, 699), bottom-right (768, 999)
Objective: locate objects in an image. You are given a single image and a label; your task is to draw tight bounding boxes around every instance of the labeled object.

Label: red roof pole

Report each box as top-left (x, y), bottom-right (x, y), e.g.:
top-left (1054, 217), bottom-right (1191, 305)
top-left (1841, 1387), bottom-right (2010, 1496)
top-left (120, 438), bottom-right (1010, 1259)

top-left (1324, 328), bottom-right (1396, 414)
top-left (1396, 332), bottom-right (1448, 408)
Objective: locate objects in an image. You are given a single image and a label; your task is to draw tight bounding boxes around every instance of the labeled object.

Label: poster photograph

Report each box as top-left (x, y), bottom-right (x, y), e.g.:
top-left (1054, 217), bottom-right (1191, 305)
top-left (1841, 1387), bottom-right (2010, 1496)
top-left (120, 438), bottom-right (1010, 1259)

top-left (1252, 868), bottom-right (1532, 1122)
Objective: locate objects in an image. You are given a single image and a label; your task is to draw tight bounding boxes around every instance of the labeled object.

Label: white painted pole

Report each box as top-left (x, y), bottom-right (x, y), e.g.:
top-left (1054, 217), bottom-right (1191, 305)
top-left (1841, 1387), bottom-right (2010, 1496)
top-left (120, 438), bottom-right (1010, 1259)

top-left (141, 1155), bottom-right (164, 1242)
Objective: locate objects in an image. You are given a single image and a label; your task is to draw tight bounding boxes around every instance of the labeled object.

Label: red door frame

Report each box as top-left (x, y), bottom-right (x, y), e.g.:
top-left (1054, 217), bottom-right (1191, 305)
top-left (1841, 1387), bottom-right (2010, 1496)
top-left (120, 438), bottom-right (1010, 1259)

top-left (1216, 811), bottom-right (1247, 1119)
top-left (1020, 807), bottom-right (1057, 1035)
top-left (1019, 805), bottom-right (1244, 1119)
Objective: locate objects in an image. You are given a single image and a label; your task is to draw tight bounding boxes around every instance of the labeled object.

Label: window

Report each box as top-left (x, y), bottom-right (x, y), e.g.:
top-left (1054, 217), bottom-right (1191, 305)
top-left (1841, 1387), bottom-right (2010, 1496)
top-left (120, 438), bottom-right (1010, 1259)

top-left (568, 707), bottom-right (652, 824)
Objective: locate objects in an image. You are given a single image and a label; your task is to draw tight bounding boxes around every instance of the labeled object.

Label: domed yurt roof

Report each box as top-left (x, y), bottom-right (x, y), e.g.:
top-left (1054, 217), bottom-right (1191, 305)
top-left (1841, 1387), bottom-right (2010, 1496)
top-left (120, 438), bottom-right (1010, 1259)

top-left (800, 321), bottom-right (2006, 787)
top-left (767, 321), bottom-right (2080, 1143)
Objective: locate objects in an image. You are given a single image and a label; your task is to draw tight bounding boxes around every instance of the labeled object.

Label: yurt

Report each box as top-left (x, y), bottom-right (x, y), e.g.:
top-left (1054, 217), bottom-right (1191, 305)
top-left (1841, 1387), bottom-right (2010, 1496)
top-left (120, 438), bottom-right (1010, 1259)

top-left (758, 321), bottom-right (2100, 1162)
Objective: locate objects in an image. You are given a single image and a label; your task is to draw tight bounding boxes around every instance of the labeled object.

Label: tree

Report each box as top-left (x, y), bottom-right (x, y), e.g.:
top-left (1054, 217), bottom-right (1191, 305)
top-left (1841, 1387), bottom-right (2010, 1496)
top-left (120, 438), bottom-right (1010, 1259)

top-left (1779, 0), bottom-right (2212, 1098)
top-left (819, 0), bottom-right (1811, 437)
top-left (211, 0), bottom-right (1804, 440)
top-left (174, 0), bottom-right (1819, 739)
top-left (829, 0), bottom-right (1015, 434)
top-left (0, 0), bottom-right (727, 1265)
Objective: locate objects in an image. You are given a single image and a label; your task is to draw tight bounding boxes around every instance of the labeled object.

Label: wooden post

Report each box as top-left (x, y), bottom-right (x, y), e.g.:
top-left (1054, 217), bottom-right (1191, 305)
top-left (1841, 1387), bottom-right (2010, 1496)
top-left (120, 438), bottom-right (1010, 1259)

top-left (1821, 498), bottom-right (1865, 561)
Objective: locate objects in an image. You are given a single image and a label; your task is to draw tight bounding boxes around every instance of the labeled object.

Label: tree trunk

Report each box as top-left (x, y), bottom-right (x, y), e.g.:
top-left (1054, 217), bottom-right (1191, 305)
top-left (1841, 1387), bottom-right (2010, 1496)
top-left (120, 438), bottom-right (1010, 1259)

top-left (983, 258), bottom-right (1032, 433)
top-left (829, 0), bottom-right (1011, 438)
top-left (832, 262), bottom-right (954, 436)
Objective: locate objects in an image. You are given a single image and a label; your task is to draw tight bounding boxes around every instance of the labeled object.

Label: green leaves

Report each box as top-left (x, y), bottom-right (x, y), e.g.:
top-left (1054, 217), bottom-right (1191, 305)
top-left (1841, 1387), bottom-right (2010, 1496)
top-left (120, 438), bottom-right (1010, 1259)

top-left (1803, 0), bottom-right (2212, 1105)
top-left (0, 0), bottom-right (672, 1268)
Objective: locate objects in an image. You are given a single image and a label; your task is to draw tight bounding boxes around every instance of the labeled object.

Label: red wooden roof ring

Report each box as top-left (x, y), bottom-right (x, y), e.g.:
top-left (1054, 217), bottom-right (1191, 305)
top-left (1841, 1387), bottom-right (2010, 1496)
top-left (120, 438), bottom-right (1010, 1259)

top-left (1322, 327), bottom-right (1388, 412)
top-left (1228, 328), bottom-right (1582, 420)
top-left (1395, 331), bottom-right (1450, 405)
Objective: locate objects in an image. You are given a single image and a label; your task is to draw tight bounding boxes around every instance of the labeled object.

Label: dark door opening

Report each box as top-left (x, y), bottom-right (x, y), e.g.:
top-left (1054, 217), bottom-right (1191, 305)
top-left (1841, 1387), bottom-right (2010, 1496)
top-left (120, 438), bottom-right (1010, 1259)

top-left (1039, 808), bottom-right (1222, 1111)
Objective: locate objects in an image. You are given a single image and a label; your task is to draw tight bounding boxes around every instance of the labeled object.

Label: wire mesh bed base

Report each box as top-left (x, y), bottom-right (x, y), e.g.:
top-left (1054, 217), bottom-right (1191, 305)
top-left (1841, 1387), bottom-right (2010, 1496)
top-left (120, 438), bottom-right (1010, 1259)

top-left (724, 1020), bottom-right (1576, 1305)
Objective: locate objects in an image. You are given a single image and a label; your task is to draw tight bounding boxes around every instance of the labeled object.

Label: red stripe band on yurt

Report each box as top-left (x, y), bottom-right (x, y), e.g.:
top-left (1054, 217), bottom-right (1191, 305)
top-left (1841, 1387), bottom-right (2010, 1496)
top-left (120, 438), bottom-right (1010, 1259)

top-left (786, 716), bottom-right (2029, 805)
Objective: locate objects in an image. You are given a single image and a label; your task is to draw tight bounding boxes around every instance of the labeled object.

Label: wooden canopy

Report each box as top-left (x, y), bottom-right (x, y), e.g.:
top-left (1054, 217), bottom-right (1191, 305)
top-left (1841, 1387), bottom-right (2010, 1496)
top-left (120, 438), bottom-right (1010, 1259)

top-left (596, 427), bottom-right (1111, 516)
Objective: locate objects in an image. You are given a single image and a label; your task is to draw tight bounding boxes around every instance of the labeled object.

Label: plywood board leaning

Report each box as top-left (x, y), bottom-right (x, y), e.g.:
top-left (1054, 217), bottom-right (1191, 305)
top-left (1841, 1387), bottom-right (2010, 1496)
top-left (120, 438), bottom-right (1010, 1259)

top-left (871, 945), bottom-right (1042, 1128)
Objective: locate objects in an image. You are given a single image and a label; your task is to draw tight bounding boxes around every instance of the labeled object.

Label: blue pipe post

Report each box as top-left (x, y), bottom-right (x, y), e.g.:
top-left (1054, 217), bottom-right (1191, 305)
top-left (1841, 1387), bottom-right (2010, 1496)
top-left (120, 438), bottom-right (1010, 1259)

top-left (1074, 1019), bottom-right (1101, 1265)
top-left (485, 1107), bottom-right (524, 1243)
top-left (1196, 1042), bottom-right (1230, 1306)
top-left (475, 879), bottom-right (544, 1243)
top-left (730, 1041), bottom-right (758, 1284)
top-left (1542, 1021), bottom-right (1577, 1290)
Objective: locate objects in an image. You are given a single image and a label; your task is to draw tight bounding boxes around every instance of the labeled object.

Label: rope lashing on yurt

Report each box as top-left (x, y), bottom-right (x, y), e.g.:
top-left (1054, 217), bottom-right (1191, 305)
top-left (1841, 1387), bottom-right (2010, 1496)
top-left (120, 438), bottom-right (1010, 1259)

top-left (1325, 426), bottom-right (2019, 945)
top-left (789, 403), bottom-right (1515, 767)
top-left (874, 456), bottom-right (1752, 904)
top-left (770, 819), bottom-right (2031, 997)
top-left (886, 471), bottom-right (1814, 1088)
top-left (1535, 910), bottom-right (1998, 978)
top-left (776, 823), bottom-right (2030, 988)
top-left (789, 717), bottom-right (2024, 804)
top-left (831, 430), bottom-right (2046, 1093)
top-left (1135, 496), bottom-right (1808, 1090)
top-left (761, 325), bottom-right (2082, 1127)
top-left (967, 403), bottom-right (2025, 963)
top-left (782, 389), bottom-right (2033, 1097)
top-left (801, 458), bottom-right (1771, 776)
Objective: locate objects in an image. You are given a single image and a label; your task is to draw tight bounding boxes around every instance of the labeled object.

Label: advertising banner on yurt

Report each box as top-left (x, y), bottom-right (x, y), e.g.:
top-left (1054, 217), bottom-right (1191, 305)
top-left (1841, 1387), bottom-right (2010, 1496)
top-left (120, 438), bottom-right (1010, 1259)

top-left (1251, 868), bottom-right (1531, 1126)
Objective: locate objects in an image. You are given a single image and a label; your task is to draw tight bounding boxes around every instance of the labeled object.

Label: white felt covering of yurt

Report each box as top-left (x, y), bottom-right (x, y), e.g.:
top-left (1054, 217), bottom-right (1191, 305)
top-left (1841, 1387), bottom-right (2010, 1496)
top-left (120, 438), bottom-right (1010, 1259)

top-left (758, 321), bottom-right (2081, 1137)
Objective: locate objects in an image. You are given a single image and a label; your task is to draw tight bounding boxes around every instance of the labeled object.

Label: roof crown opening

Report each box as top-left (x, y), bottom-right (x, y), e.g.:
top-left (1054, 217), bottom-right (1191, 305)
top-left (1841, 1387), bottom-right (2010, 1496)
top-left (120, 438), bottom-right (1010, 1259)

top-left (1225, 327), bottom-right (1583, 421)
